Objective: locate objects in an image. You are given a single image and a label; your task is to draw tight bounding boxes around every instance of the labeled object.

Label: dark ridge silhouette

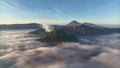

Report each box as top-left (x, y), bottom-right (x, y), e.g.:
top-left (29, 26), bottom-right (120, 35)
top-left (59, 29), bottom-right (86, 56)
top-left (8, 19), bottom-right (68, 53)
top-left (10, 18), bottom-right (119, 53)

top-left (0, 23), bottom-right (41, 29)
top-left (39, 30), bottom-right (78, 42)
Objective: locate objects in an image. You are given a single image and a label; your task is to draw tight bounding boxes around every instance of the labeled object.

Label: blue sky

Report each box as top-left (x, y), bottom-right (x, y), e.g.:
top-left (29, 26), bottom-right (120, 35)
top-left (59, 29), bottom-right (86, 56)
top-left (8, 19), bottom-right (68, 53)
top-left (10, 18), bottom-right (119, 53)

top-left (0, 0), bottom-right (119, 24)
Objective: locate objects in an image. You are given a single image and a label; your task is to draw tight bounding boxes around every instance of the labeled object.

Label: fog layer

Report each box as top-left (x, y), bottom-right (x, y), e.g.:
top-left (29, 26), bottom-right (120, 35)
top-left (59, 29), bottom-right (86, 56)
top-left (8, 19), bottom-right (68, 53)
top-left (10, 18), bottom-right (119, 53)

top-left (0, 30), bottom-right (120, 68)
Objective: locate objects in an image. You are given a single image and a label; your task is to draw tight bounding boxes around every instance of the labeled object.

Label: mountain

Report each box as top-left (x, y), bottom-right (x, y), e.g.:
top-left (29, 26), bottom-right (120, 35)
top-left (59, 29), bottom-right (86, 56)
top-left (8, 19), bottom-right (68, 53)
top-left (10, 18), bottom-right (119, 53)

top-left (29, 20), bottom-right (120, 41)
top-left (29, 28), bottom-right (48, 37)
top-left (82, 22), bottom-right (106, 29)
top-left (63, 24), bottom-right (112, 36)
top-left (62, 21), bottom-right (119, 36)
top-left (29, 28), bottom-right (46, 34)
top-left (67, 20), bottom-right (81, 26)
top-left (0, 23), bottom-right (41, 30)
top-left (39, 30), bottom-right (78, 42)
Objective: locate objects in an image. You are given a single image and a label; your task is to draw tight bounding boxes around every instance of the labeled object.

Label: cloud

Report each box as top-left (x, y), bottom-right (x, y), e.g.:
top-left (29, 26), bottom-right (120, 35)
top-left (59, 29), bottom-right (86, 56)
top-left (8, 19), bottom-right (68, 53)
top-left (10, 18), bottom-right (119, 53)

top-left (91, 49), bottom-right (120, 68)
top-left (0, 32), bottom-right (120, 68)
top-left (0, 42), bottom-right (120, 68)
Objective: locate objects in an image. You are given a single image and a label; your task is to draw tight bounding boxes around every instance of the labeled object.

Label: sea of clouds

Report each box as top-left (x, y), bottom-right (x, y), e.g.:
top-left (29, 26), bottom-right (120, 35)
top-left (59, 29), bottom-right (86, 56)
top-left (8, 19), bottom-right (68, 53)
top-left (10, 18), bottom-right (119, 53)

top-left (0, 31), bottom-right (120, 68)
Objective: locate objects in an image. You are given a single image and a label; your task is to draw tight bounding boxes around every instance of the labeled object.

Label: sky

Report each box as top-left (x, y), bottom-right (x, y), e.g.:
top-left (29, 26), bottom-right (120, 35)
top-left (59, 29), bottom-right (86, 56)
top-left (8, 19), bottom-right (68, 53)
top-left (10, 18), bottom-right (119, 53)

top-left (0, 0), bottom-right (119, 25)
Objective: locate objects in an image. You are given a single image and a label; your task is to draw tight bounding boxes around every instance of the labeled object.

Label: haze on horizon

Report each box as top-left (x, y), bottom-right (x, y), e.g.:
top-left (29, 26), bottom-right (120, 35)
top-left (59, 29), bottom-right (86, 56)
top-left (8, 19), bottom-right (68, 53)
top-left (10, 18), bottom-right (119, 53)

top-left (0, 0), bottom-right (119, 25)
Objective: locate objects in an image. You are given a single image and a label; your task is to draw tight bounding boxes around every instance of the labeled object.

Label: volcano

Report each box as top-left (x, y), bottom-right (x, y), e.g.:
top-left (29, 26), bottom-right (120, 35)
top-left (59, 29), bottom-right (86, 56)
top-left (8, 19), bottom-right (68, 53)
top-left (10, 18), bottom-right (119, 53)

top-left (67, 20), bottom-right (81, 26)
top-left (39, 30), bottom-right (78, 42)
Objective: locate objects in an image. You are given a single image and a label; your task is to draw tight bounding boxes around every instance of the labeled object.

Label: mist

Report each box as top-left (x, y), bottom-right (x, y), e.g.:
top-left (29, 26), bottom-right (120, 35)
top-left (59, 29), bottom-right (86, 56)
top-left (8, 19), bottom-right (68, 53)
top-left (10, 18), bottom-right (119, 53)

top-left (0, 30), bottom-right (120, 68)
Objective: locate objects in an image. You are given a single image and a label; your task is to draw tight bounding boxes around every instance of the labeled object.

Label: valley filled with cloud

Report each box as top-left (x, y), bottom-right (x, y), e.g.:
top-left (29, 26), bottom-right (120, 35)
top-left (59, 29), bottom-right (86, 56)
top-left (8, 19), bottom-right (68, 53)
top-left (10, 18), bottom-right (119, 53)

top-left (0, 30), bottom-right (120, 68)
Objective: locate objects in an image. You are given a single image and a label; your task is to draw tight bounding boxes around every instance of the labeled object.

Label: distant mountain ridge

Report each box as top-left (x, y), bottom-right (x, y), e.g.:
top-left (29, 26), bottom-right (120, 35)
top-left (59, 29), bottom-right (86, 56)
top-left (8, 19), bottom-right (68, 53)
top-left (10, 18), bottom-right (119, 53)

top-left (82, 22), bottom-right (107, 29)
top-left (0, 23), bottom-right (41, 29)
